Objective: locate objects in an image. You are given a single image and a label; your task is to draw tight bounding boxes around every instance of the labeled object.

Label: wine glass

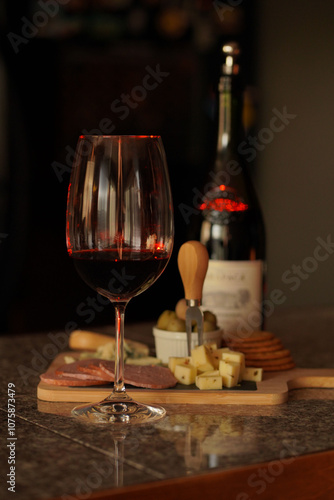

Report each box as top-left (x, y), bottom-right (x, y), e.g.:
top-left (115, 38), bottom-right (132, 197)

top-left (66, 135), bottom-right (174, 424)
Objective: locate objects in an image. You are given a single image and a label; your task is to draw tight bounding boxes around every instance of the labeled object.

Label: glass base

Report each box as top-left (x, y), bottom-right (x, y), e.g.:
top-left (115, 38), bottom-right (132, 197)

top-left (71, 392), bottom-right (166, 424)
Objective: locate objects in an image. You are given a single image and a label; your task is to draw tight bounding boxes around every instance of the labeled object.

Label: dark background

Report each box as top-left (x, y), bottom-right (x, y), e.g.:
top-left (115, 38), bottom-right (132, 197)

top-left (1, 0), bottom-right (334, 335)
top-left (0, 0), bottom-right (258, 334)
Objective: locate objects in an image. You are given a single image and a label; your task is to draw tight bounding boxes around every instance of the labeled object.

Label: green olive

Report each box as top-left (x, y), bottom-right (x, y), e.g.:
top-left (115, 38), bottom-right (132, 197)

top-left (157, 310), bottom-right (177, 330)
top-left (166, 318), bottom-right (186, 332)
top-left (193, 320), bottom-right (216, 333)
top-left (203, 310), bottom-right (217, 328)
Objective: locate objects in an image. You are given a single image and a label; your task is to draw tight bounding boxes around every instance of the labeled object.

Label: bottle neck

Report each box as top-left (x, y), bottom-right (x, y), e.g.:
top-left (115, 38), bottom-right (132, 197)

top-left (200, 73), bottom-right (250, 225)
top-left (216, 75), bottom-right (244, 156)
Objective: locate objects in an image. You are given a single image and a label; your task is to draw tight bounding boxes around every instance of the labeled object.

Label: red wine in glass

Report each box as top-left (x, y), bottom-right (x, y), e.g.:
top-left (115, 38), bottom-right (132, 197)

top-left (66, 135), bottom-right (174, 424)
top-left (72, 249), bottom-right (170, 301)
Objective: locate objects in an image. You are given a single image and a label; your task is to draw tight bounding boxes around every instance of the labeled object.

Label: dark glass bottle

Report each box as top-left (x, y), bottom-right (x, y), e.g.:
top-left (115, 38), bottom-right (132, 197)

top-left (200, 42), bottom-right (265, 336)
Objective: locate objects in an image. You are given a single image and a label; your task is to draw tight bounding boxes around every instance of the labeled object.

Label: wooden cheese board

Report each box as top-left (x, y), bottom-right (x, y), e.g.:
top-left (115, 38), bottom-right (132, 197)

top-left (37, 353), bottom-right (334, 406)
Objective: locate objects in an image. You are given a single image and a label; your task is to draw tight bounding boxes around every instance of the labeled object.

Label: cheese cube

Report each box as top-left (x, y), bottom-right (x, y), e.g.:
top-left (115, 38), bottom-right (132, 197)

top-left (197, 363), bottom-right (217, 374)
top-left (221, 351), bottom-right (245, 382)
top-left (219, 360), bottom-right (240, 388)
top-left (197, 370), bottom-right (220, 377)
top-left (221, 350), bottom-right (245, 363)
top-left (174, 363), bottom-right (197, 385)
top-left (204, 342), bottom-right (218, 353)
top-left (242, 367), bottom-right (263, 382)
top-left (222, 373), bottom-right (237, 388)
top-left (191, 345), bottom-right (215, 372)
top-left (219, 360), bottom-right (241, 377)
top-left (168, 356), bottom-right (191, 374)
top-left (195, 374), bottom-right (222, 390)
top-left (211, 347), bottom-right (232, 368)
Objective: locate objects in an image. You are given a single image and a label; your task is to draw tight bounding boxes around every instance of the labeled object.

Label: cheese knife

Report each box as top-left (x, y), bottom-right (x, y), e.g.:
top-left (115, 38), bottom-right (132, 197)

top-left (177, 241), bottom-right (209, 355)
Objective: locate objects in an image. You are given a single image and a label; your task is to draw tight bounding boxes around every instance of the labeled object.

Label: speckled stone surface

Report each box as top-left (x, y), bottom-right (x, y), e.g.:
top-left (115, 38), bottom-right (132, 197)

top-left (1, 305), bottom-right (334, 500)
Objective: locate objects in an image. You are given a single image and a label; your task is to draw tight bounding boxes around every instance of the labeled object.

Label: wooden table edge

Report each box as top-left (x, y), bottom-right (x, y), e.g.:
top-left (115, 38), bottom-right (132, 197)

top-left (49, 448), bottom-right (334, 500)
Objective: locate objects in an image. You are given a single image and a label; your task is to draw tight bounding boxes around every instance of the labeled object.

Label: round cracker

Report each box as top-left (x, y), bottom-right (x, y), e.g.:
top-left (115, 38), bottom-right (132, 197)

top-left (223, 331), bottom-right (274, 344)
top-left (261, 362), bottom-right (296, 372)
top-left (228, 338), bottom-right (281, 348)
top-left (244, 349), bottom-right (291, 360)
top-left (245, 356), bottom-right (294, 367)
top-left (229, 342), bottom-right (284, 354)
top-left (226, 337), bottom-right (281, 350)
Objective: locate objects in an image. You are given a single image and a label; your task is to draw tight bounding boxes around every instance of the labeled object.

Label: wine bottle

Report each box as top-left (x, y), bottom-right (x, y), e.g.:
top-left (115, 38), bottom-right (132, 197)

top-left (199, 41), bottom-right (265, 336)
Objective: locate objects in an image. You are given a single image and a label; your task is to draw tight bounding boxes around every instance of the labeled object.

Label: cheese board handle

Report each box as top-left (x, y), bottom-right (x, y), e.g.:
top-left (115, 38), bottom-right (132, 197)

top-left (177, 241), bottom-right (209, 302)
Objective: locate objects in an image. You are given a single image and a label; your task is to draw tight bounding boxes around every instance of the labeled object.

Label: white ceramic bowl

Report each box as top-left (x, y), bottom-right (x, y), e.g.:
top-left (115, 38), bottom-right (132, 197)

top-left (153, 327), bottom-right (223, 364)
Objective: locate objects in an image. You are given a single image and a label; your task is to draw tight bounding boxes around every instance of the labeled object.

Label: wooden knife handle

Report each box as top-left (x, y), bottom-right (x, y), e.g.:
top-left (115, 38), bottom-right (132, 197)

top-left (177, 241), bottom-right (209, 302)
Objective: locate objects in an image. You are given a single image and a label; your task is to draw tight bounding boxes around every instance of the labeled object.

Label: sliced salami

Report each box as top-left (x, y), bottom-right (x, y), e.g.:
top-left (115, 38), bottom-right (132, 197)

top-left (40, 370), bottom-right (108, 387)
top-left (99, 361), bottom-right (178, 389)
top-left (42, 359), bottom-right (177, 389)
top-left (77, 361), bottom-right (113, 381)
top-left (55, 359), bottom-right (112, 381)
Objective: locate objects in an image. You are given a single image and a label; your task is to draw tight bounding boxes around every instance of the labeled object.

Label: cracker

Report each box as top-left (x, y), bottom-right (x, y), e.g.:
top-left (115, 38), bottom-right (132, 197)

top-left (223, 331), bottom-right (274, 344)
top-left (224, 331), bottom-right (295, 371)
top-left (245, 356), bottom-right (294, 367)
top-left (244, 349), bottom-right (291, 361)
top-left (228, 338), bottom-right (282, 349)
top-left (229, 342), bottom-right (284, 354)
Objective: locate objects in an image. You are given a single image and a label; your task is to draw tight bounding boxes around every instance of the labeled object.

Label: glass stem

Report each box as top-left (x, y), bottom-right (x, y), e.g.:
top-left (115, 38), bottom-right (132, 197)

top-left (112, 301), bottom-right (128, 394)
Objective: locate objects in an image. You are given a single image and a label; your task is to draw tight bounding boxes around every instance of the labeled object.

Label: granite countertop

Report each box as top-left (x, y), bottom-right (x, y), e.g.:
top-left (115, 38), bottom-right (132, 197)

top-left (1, 305), bottom-right (334, 500)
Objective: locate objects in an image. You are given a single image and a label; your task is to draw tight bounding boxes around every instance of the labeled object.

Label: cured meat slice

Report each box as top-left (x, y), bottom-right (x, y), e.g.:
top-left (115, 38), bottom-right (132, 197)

top-left (41, 359), bottom-right (177, 389)
top-left (98, 360), bottom-right (115, 376)
top-left (99, 361), bottom-right (178, 389)
top-left (126, 364), bottom-right (178, 389)
top-left (76, 363), bottom-right (113, 380)
top-left (40, 371), bottom-right (108, 387)
top-left (55, 359), bottom-right (112, 381)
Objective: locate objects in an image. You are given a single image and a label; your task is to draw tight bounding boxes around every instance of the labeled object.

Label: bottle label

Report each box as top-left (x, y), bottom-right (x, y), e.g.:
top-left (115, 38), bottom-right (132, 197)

top-left (202, 260), bottom-right (263, 334)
